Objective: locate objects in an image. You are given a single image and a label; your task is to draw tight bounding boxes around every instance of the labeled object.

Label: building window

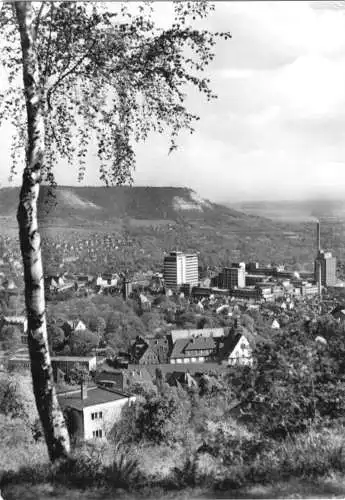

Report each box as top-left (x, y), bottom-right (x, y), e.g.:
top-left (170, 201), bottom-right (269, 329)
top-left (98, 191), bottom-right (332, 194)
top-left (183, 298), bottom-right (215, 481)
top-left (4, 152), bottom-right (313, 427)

top-left (91, 411), bottom-right (103, 420)
top-left (92, 429), bottom-right (103, 438)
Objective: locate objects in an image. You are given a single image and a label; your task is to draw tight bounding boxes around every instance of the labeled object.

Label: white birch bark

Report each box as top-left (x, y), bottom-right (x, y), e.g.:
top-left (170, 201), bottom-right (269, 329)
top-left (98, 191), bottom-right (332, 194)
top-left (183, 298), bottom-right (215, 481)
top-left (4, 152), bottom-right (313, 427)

top-left (14, 1), bottom-right (70, 462)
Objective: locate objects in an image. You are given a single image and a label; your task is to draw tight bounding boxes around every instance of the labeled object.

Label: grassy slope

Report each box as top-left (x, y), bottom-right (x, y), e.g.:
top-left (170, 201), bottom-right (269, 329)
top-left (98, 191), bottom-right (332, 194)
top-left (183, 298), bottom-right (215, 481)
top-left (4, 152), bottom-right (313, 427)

top-left (4, 476), bottom-right (345, 499)
top-left (3, 431), bottom-right (345, 500)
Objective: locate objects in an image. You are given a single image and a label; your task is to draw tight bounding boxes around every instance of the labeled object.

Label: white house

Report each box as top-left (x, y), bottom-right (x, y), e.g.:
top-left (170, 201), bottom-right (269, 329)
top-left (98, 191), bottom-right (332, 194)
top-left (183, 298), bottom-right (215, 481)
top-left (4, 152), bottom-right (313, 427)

top-left (96, 273), bottom-right (119, 289)
top-left (63, 319), bottom-right (87, 334)
top-left (226, 334), bottom-right (253, 367)
top-left (271, 319), bottom-right (280, 330)
top-left (58, 384), bottom-right (136, 441)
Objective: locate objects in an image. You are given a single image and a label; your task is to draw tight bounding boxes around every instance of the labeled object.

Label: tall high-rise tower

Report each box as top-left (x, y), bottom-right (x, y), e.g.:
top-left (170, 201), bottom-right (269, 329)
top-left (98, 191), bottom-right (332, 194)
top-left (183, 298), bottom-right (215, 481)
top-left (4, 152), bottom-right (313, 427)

top-left (222, 263), bottom-right (246, 289)
top-left (163, 251), bottom-right (199, 291)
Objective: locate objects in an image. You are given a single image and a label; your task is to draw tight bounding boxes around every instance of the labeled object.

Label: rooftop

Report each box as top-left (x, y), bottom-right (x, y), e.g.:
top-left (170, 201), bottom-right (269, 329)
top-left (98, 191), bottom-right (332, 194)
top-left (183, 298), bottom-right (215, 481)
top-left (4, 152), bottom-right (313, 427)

top-left (51, 356), bottom-right (96, 362)
top-left (184, 337), bottom-right (216, 351)
top-left (171, 328), bottom-right (224, 343)
top-left (3, 316), bottom-right (26, 323)
top-left (170, 338), bottom-right (190, 359)
top-left (58, 385), bottom-right (131, 411)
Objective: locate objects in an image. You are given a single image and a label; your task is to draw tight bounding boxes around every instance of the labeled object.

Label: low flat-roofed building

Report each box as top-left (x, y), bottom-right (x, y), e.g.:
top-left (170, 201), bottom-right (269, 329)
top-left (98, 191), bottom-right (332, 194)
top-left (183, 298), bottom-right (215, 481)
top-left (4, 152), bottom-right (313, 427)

top-left (245, 274), bottom-right (268, 286)
top-left (299, 283), bottom-right (319, 297)
top-left (51, 355), bottom-right (97, 381)
top-left (229, 287), bottom-right (261, 301)
top-left (2, 315), bottom-right (28, 344)
top-left (8, 351), bottom-right (31, 371)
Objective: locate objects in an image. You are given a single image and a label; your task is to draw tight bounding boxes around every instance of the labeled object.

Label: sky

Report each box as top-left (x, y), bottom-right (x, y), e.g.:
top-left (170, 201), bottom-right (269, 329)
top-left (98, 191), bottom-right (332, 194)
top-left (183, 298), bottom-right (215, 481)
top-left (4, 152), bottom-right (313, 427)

top-left (1, 1), bottom-right (345, 203)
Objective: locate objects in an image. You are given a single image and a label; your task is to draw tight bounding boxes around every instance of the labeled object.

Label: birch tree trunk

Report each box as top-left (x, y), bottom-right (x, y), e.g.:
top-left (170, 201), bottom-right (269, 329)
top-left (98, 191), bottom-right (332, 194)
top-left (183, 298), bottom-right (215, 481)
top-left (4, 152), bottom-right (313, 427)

top-left (15, 1), bottom-right (70, 462)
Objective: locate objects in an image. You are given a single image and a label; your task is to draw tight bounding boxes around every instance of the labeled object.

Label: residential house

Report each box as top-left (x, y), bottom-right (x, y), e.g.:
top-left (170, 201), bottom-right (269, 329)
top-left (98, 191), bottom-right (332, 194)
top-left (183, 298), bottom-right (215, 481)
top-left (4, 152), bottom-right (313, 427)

top-left (139, 294), bottom-right (151, 312)
top-left (137, 346), bottom-right (159, 364)
top-left (62, 319), bottom-right (87, 336)
top-left (331, 305), bottom-right (345, 322)
top-left (58, 383), bottom-right (136, 441)
top-left (95, 273), bottom-right (119, 289)
top-left (166, 371), bottom-right (199, 389)
top-left (196, 301), bottom-right (204, 313)
top-left (130, 336), bottom-right (148, 362)
top-left (170, 328), bottom-right (224, 344)
top-left (224, 333), bottom-right (253, 367)
top-left (145, 336), bottom-right (170, 364)
top-left (75, 275), bottom-right (94, 289)
top-left (271, 319), bottom-right (280, 330)
top-left (96, 364), bottom-right (152, 392)
top-left (3, 279), bottom-right (18, 291)
top-left (170, 336), bottom-right (217, 364)
top-left (45, 275), bottom-right (65, 292)
top-left (130, 335), bottom-right (170, 364)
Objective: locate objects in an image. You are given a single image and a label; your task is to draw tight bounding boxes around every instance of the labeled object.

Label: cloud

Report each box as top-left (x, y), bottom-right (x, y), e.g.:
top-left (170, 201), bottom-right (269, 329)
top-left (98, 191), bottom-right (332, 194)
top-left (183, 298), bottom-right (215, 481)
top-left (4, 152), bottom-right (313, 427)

top-left (1, 1), bottom-right (345, 203)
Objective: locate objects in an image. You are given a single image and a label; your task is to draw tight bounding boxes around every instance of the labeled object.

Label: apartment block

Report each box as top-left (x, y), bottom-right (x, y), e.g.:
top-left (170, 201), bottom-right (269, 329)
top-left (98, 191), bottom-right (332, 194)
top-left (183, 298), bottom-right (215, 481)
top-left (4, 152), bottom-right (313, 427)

top-left (163, 251), bottom-right (199, 291)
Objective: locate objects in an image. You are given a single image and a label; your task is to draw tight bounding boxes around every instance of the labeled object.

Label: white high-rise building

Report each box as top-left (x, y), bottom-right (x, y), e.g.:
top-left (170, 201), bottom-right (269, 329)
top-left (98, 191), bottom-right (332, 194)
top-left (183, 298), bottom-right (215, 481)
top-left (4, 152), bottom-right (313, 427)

top-left (222, 262), bottom-right (246, 289)
top-left (163, 251), bottom-right (199, 291)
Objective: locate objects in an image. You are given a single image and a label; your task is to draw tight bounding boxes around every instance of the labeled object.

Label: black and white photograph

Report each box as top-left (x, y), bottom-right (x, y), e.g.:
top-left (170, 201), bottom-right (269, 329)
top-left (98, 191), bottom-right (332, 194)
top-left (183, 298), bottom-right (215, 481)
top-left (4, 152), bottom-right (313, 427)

top-left (1, 1), bottom-right (345, 499)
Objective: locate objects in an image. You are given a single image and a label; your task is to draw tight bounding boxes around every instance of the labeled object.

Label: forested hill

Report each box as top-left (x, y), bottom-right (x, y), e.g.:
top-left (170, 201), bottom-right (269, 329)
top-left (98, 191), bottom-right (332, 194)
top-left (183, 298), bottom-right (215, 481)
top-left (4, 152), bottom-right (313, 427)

top-left (0, 185), bottom-right (323, 268)
top-left (0, 185), bottom-right (265, 227)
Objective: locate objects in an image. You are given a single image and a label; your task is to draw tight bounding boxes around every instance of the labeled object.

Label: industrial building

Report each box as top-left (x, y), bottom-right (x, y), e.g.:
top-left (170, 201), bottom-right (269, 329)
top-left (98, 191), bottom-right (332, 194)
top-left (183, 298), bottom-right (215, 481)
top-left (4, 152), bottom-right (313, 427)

top-left (314, 221), bottom-right (337, 289)
top-left (222, 263), bottom-right (245, 289)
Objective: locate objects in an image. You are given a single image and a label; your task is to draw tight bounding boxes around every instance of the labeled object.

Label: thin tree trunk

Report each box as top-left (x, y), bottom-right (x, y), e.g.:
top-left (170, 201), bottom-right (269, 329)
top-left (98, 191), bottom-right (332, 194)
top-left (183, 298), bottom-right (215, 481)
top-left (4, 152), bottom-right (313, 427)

top-left (15, 1), bottom-right (70, 462)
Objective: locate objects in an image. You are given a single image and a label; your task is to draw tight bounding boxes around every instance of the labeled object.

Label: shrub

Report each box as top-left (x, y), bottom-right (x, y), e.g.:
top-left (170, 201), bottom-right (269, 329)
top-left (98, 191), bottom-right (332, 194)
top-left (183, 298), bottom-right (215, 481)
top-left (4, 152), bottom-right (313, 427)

top-left (104, 444), bottom-right (144, 490)
top-left (0, 325), bottom-right (21, 352)
top-left (198, 419), bottom-right (264, 466)
top-left (114, 391), bottom-right (191, 447)
top-left (0, 373), bottom-right (38, 423)
top-left (51, 449), bottom-right (104, 488)
top-left (0, 462), bottom-right (51, 486)
top-left (170, 455), bottom-right (199, 488)
top-left (247, 429), bottom-right (345, 484)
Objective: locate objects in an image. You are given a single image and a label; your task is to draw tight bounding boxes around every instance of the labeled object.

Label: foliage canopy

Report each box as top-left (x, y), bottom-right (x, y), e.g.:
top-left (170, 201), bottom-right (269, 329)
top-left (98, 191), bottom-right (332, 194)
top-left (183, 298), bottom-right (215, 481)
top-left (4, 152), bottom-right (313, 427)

top-left (1, 1), bottom-right (230, 185)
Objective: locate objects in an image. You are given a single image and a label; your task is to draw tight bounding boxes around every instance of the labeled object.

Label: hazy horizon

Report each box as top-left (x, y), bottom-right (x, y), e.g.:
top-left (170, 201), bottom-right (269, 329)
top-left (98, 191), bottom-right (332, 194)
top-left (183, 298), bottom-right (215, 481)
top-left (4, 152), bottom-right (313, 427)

top-left (2, 182), bottom-right (345, 206)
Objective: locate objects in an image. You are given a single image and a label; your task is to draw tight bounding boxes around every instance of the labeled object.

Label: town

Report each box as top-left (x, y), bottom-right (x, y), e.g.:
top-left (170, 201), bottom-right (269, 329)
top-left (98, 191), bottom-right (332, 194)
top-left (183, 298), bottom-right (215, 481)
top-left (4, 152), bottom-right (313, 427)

top-left (2, 1), bottom-right (345, 498)
top-left (0, 220), bottom-right (343, 442)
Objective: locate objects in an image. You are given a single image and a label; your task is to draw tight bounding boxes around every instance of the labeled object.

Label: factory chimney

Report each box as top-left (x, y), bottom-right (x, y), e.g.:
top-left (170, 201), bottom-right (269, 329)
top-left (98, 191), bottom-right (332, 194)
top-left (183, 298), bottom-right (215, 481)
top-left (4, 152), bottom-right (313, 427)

top-left (316, 220), bottom-right (322, 297)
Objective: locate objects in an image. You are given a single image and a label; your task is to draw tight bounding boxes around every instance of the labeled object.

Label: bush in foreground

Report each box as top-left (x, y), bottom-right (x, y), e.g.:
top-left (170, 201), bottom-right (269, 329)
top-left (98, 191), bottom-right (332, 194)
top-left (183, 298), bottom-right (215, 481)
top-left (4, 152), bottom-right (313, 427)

top-left (2, 427), bottom-right (345, 494)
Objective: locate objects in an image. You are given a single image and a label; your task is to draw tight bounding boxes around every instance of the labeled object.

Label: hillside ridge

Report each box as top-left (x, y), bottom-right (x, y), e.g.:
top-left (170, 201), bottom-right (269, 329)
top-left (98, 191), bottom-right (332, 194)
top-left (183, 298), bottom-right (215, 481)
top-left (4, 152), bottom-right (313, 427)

top-left (0, 185), bottom-right (256, 225)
